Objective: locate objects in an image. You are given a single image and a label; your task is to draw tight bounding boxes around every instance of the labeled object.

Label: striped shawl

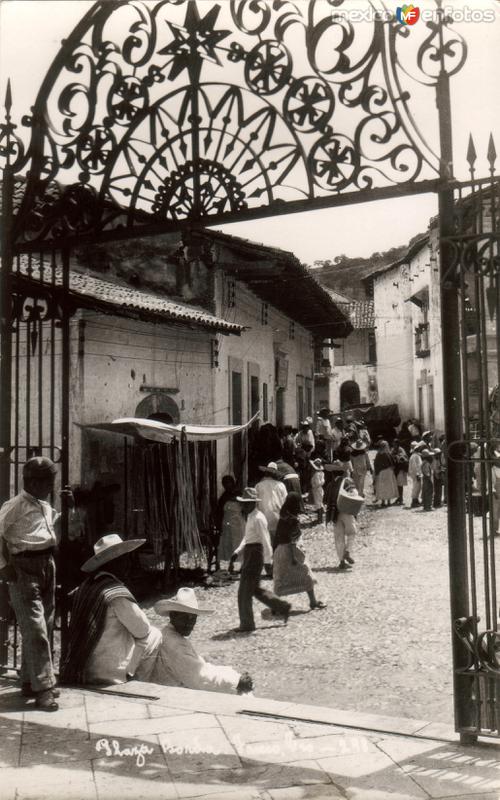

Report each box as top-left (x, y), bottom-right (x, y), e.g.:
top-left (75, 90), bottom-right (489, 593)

top-left (59, 573), bottom-right (135, 685)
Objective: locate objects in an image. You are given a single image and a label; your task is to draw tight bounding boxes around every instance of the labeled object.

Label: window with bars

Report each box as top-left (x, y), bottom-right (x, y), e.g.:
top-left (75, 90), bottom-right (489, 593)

top-left (211, 339), bottom-right (219, 368)
top-left (225, 279), bottom-right (235, 308)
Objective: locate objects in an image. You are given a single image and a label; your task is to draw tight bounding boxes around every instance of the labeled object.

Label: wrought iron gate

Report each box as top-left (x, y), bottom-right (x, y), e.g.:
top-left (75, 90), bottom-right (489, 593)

top-left (441, 169), bottom-right (500, 741)
top-left (0, 235), bottom-right (71, 669)
top-left (1, 0), bottom-right (498, 742)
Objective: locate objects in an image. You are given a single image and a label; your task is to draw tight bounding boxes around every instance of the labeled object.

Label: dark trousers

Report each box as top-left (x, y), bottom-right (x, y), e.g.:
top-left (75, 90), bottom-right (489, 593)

top-left (433, 477), bottom-right (443, 508)
top-left (422, 476), bottom-right (433, 511)
top-left (238, 543), bottom-right (289, 630)
top-left (9, 552), bottom-right (56, 692)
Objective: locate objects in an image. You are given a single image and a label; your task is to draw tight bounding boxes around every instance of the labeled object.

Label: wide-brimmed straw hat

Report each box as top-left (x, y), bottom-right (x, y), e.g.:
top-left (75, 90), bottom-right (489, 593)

top-left (237, 487), bottom-right (260, 503)
top-left (411, 441), bottom-right (426, 452)
top-left (81, 533), bottom-right (145, 573)
top-left (351, 439), bottom-right (367, 452)
top-left (259, 461), bottom-right (279, 477)
top-left (310, 458), bottom-right (324, 470)
top-left (155, 587), bottom-right (213, 616)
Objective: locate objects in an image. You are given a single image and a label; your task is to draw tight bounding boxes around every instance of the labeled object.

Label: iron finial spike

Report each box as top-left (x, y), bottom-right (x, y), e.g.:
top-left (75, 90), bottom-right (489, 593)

top-left (466, 133), bottom-right (477, 168)
top-left (4, 78), bottom-right (12, 114)
top-left (487, 132), bottom-right (497, 171)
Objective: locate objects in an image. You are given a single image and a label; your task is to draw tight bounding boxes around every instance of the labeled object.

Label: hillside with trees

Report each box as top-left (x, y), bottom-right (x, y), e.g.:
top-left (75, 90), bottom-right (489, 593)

top-left (312, 233), bottom-right (426, 300)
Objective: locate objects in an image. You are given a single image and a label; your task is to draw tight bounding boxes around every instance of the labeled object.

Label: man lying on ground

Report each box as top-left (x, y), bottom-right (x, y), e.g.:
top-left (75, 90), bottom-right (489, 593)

top-left (60, 534), bottom-right (252, 695)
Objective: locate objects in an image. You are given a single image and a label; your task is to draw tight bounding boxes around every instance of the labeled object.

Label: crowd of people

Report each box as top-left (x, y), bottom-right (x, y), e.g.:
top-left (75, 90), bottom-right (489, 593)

top-left (0, 413), bottom-right (481, 713)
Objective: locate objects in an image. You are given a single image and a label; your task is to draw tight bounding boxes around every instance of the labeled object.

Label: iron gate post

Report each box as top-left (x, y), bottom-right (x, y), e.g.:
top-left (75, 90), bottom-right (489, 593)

top-left (436, 64), bottom-right (475, 740)
top-left (0, 164), bottom-right (13, 505)
top-left (0, 163), bottom-right (14, 668)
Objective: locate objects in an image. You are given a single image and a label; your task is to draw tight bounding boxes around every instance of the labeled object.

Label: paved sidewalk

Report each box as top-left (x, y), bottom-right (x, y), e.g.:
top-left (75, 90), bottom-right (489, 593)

top-left (1, 676), bottom-right (499, 800)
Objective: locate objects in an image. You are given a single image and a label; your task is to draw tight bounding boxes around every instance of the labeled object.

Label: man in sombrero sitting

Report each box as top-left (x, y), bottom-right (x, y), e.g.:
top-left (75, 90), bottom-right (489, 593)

top-left (149, 588), bottom-right (253, 694)
top-left (60, 534), bottom-right (162, 686)
top-left (61, 534), bottom-right (252, 694)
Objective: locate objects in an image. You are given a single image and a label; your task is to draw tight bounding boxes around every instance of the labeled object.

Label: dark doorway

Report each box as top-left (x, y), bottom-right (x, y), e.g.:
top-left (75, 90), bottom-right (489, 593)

top-left (148, 412), bottom-right (173, 424)
top-left (276, 388), bottom-right (284, 428)
top-left (340, 381), bottom-right (361, 410)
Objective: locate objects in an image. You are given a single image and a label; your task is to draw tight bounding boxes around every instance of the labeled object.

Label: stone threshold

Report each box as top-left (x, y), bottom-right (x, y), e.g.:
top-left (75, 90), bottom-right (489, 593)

top-left (93, 680), bottom-right (459, 744)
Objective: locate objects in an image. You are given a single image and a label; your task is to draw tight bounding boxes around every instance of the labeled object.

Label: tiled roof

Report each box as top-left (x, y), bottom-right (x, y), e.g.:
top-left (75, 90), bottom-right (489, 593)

top-left (14, 257), bottom-right (243, 334)
top-left (197, 230), bottom-right (353, 340)
top-left (341, 301), bottom-right (375, 329)
top-left (325, 287), bottom-right (355, 304)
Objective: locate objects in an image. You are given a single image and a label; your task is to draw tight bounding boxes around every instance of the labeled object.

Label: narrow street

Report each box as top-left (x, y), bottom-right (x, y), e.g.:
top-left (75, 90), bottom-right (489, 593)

top-left (143, 493), bottom-right (460, 725)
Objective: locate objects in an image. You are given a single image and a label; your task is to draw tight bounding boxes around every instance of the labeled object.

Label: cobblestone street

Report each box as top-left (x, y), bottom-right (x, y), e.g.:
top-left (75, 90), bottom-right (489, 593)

top-left (143, 490), bottom-right (460, 726)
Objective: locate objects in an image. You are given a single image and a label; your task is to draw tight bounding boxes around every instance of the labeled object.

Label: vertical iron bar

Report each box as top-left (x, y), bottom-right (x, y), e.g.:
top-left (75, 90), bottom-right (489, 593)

top-left (436, 59), bottom-right (474, 737)
top-left (476, 269), bottom-right (492, 630)
top-left (0, 165), bottom-right (14, 503)
top-left (13, 254), bottom-right (20, 494)
top-left (59, 246), bottom-right (71, 662)
top-left (50, 250), bottom-right (56, 461)
top-left (25, 258), bottom-right (31, 460)
top-left (0, 162), bottom-right (14, 669)
top-left (188, 1), bottom-right (201, 219)
top-left (61, 246), bottom-right (70, 488)
top-left (38, 251), bottom-right (44, 456)
top-left (457, 252), bottom-right (477, 624)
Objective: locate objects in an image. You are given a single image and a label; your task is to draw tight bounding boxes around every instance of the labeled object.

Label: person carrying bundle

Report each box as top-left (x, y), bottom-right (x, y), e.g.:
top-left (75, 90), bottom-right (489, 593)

top-left (325, 461), bottom-right (363, 571)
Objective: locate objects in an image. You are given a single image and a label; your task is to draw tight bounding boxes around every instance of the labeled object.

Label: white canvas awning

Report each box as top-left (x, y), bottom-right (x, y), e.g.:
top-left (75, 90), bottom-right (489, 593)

top-left (83, 412), bottom-right (260, 444)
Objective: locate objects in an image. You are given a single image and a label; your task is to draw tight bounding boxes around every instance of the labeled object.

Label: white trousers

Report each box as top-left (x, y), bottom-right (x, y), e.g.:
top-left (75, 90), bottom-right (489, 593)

top-left (333, 513), bottom-right (357, 561)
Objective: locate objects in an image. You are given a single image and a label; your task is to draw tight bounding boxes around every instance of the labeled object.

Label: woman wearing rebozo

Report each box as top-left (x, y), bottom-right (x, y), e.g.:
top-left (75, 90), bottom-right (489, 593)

top-left (272, 492), bottom-right (326, 611)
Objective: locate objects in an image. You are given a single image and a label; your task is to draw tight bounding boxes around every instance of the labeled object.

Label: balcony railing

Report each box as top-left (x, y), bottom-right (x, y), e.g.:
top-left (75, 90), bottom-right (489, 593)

top-left (415, 322), bottom-right (430, 358)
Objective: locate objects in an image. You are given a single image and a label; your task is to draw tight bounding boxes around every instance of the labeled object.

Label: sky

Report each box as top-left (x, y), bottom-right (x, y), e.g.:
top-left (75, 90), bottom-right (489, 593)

top-left (0, 0), bottom-right (499, 265)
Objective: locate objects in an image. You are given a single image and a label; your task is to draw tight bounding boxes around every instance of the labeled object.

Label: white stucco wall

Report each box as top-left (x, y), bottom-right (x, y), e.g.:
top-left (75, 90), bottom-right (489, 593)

top-left (327, 364), bottom-right (378, 413)
top-left (69, 310), bottom-right (214, 483)
top-left (407, 230), bottom-right (444, 431)
top-left (373, 263), bottom-right (414, 421)
top-left (213, 272), bottom-right (314, 481)
top-left (373, 232), bottom-right (445, 431)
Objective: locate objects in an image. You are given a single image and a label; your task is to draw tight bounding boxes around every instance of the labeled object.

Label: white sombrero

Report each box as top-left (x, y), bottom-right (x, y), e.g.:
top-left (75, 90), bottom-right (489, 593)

top-left (155, 587), bottom-right (213, 616)
top-left (81, 533), bottom-right (145, 573)
top-left (259, 461), bottom-right (280, 476)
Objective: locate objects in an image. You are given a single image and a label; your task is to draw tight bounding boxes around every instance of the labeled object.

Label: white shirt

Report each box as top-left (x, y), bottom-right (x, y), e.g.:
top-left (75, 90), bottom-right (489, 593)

top-left (255, 477), bottom-right (287, 534)
top-left (295, 429), bottom-right (315, 450)
top-left (86, 571), bottom-right (161, 685)
top-left (0, 490), bottom-right (59, 569)
top-left (234, 508), bottom-right (273, 563)
top-left (315, 418), bottom-right (333, 439)
top-left (139, 623), bottom-right (240, 693)
top-left (408, 453), bottom-right (423, 479)
top-left (331, 426), bottom-right (343, 445)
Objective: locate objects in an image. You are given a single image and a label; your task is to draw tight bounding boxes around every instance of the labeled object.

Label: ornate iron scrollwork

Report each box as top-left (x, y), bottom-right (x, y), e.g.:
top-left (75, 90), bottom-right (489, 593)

top-left (455, 617), bottom-right (500, 676)
top-left (2, 0), bottom-right (467, 243)
top-left (11, 291), bottom-right (64, 331)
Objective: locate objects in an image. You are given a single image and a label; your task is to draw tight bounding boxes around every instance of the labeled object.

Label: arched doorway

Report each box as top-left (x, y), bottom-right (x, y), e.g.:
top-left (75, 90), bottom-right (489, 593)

top-left (340, 381), bottom-right (360, 411)
top-left (135, 394), bottom-right (180, 424)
